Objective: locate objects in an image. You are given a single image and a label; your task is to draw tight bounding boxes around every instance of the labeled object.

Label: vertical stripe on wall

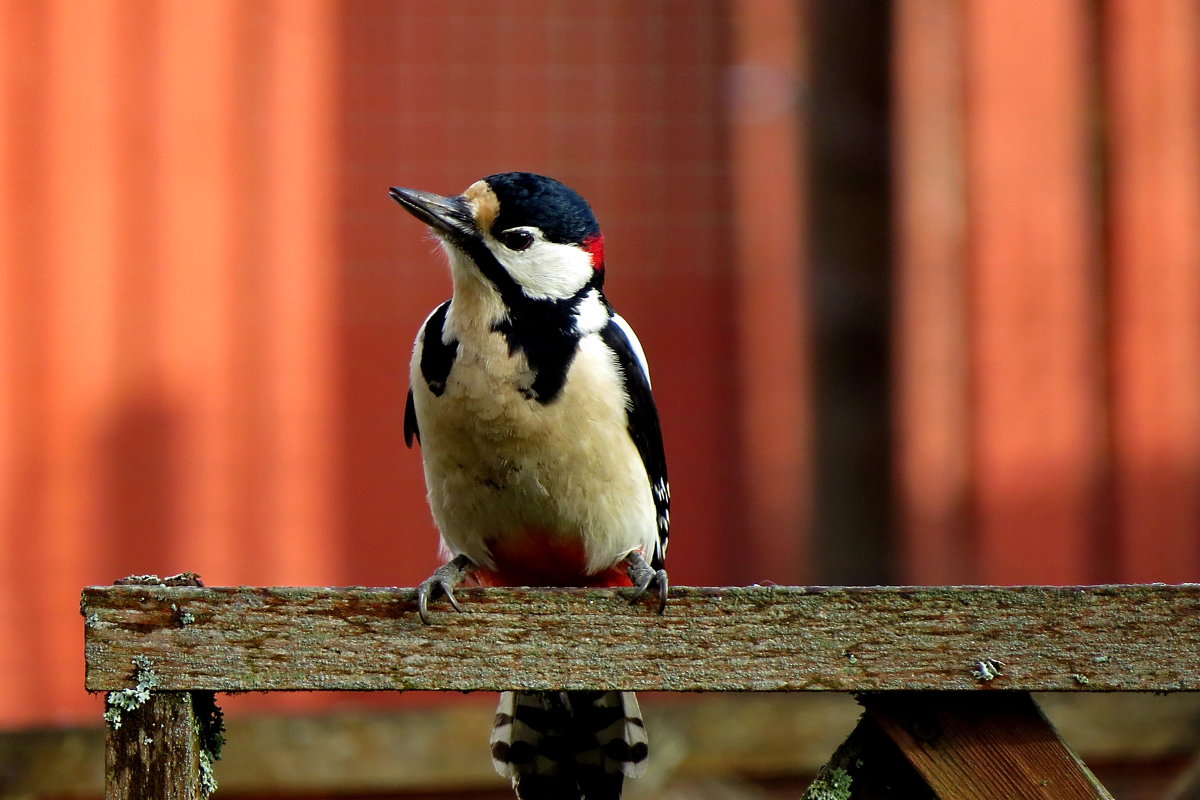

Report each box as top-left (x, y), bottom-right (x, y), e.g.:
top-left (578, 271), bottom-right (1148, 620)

top-left (963, 0), bottom-right (1104, 584)
top-left (1105, 0), bottom-right (1200, 582)
top-left (0, 0), bottom-right (342, 726)
top-left (892, 0), bottom-right (971, 583)
top-left (728, 0), bottom-right (811, 584)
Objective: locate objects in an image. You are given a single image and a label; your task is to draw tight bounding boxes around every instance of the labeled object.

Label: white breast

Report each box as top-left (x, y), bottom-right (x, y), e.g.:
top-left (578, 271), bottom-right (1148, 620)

top-left (410, 322), bottom-right (658, 576)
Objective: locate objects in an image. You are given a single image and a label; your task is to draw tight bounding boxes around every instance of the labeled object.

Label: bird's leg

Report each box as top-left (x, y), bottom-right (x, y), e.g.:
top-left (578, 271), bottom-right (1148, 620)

top-left (417, 553), bottom-right (474, 625)
top-left (624, 551), bottom-right (669, 614)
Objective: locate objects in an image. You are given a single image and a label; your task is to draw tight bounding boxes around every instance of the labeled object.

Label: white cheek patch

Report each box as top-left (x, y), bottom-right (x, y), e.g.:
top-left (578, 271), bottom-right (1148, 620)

top-left (487, 237), bottom-right (596, 300)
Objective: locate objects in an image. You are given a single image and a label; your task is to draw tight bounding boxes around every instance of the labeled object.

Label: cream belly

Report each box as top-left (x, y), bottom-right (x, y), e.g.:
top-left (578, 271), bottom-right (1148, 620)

top-left (411, 327), bottom-right (657, 577)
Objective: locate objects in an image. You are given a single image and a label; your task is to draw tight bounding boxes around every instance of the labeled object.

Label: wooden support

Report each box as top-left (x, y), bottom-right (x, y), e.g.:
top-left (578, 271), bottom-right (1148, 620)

top-left (104, 692), bottom-right (206, 800)
top-left (803, 711), bottom-right (938, 799)
top-left (863, 693), bottom-right (1112, 799)
top-left (805, 693), bottom-right (1114, 799)
top-left (100, 575), bottom-right (224, 799)
top-left (81, 584), bottom-right (1199, 797)
top-left (8, 694), bottom-right (1200, 796)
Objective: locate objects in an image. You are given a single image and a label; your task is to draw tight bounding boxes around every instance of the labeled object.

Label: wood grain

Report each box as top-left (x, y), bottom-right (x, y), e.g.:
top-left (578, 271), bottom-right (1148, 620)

top-left (104, 692), bottom-right (204, 800)
top-left (82, 584), bottom-right (1200, 693)
top-left (864, 692), bottom-right (1113, 799)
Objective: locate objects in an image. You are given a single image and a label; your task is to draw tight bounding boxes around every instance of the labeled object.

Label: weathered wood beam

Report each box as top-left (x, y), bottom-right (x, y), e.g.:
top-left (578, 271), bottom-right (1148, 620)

top-left (82, 584), bottom-right (1200, 693)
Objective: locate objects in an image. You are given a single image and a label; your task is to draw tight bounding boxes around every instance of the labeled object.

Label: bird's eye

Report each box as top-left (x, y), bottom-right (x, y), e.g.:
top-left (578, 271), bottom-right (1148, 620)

top-left (498, 229), bottom-right (535, 252)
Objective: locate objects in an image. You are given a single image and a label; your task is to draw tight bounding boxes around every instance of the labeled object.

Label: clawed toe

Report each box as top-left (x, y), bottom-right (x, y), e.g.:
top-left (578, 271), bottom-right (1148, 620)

top-left (624, 552), bottom-right (669, 614)
top-left (417, 554), bottom-right (473, 625)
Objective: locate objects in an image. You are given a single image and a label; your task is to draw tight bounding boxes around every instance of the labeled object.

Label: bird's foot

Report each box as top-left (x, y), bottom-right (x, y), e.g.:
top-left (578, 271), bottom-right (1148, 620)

top-left (624, 551), bottom-right (669, 614)
top-left (417, 554), bottom-right (474, 625)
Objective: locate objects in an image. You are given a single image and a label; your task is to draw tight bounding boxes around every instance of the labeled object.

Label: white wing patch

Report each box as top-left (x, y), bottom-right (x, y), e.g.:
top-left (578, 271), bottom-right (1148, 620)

top-left (611, 313), bottom-right (651, 389)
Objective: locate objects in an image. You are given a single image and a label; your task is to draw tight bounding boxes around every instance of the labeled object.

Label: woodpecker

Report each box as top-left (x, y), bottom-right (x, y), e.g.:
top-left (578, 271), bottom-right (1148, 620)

top-left (390, 172), bottom-right (669, 800)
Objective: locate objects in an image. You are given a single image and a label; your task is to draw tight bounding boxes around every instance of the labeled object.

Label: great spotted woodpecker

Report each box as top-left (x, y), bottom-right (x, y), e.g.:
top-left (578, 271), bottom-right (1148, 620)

top-left (389, 172), bottom-right (669, 800)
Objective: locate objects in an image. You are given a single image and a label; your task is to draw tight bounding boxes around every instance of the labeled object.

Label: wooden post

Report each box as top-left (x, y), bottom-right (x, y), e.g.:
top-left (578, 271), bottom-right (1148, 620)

top-left (105, 692), bottom-right (206, 800)
top-left (101, 574), bottom-right (222, 799)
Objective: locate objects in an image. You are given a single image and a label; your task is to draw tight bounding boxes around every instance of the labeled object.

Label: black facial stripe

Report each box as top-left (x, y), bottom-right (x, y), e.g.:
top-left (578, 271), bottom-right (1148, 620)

top-left (452, 228), bottom-right (602, 405)
top-left (459, 238), bottom-right (524, 307)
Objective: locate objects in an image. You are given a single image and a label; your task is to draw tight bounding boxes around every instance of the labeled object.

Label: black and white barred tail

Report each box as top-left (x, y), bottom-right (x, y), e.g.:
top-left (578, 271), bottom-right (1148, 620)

top-left (490, 690), bottom-right (649, 800)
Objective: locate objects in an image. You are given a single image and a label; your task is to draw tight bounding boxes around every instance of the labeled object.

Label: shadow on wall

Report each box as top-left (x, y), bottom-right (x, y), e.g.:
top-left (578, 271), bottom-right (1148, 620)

top-left (97, 396), bottom-right (182, 578)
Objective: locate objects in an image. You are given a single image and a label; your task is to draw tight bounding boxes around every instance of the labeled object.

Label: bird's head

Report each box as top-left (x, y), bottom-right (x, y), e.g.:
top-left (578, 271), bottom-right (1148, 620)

top-left (390, 172), bottom-right (606, 304)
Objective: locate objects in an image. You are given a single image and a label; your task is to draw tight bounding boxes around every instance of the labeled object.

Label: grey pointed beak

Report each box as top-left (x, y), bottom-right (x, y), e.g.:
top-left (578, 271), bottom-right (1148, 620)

top-left (388, 186), bottom-right (477, 240)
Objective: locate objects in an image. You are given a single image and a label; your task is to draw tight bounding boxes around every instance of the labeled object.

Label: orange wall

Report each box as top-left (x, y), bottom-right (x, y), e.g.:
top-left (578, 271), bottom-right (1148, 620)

top-left (0, 2), bottom-right (779, 727)
top-left (893, 0), bottom-right (1200, 584)
top-left (1, 0), bottom-right (346, 726)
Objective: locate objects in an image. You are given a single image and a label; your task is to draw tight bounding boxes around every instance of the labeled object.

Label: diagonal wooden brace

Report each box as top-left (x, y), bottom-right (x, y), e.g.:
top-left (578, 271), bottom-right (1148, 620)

top-left (804, 692), bottom-right (1114, 800)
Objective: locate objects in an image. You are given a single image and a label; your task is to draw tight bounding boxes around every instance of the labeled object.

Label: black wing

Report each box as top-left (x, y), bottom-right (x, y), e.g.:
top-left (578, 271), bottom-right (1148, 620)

top-left (600, 316), bottom-right (669, 569)
top-left (404, 389), bottom-right (419, 448)
top-left (405, 300), bottom-right (458, 449)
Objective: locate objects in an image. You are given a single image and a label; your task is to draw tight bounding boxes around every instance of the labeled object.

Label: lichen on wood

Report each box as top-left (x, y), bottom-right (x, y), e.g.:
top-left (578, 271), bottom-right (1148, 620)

top-left (104, 656), bottom-right (159, 729)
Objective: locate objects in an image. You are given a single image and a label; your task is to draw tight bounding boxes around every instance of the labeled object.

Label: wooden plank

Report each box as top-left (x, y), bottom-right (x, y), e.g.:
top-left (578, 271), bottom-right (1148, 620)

top-left (257, 0), bottom-right (340, 586)
top-left (1104, 0), bottom-right (1200, 583)
top-left (104, 692), bottom-right (208, 800)
top-left (0, 0), bottom-right (55, 729)
top-left (863, 692), bottom-right (1113, 799)
top-left (83, 584), bottom-right (1200, 693)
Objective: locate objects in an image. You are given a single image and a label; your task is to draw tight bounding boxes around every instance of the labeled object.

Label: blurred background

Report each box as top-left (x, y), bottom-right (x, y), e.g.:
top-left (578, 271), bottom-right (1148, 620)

top-left (3, 0), bottom-right (1200, 798)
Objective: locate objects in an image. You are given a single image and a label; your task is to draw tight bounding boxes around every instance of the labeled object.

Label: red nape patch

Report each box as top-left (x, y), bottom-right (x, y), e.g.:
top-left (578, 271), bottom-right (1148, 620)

top-left (582, 233), bottom-right (605, 272)
top-left (473, 529), bottom-right (632, 588)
